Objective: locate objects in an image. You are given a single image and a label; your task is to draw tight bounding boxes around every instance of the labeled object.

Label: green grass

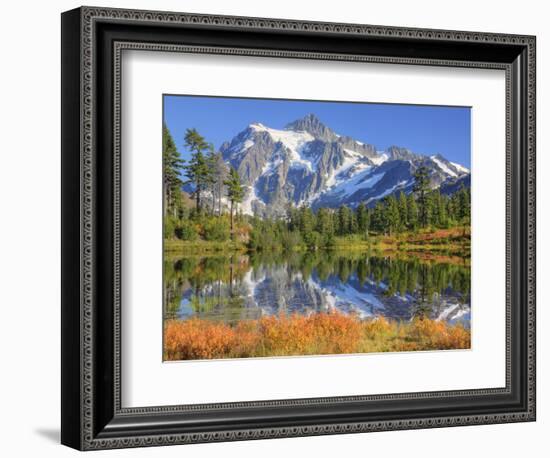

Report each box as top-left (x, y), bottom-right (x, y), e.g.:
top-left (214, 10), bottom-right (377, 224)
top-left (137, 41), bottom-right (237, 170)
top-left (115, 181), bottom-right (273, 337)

top-left (164, 226), bottom-right (470, 262)
top-left (328, 227), bottom-right (470, 264)
top-left (164, 239), bottom-right (248, 254)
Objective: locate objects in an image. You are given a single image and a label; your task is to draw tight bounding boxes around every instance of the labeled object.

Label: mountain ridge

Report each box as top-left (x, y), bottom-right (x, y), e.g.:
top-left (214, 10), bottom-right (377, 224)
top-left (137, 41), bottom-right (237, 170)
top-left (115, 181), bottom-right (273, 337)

top-left (217, 114), bottom-right (470, 216)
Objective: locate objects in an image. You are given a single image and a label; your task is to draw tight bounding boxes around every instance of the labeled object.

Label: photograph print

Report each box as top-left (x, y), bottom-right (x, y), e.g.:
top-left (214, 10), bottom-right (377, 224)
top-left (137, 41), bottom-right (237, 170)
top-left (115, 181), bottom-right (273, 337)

top-left (163, 95), bottom-right (471, 361)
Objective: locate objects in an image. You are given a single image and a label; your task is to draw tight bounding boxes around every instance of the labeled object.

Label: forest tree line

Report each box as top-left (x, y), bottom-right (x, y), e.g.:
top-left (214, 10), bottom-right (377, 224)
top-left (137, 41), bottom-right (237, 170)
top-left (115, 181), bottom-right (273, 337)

top-left (248, 185), bottom-right (470, 251)
top-left (163, 124), bottom-right (470, 250)
top-left (163, 124), bottom-right (245, 241)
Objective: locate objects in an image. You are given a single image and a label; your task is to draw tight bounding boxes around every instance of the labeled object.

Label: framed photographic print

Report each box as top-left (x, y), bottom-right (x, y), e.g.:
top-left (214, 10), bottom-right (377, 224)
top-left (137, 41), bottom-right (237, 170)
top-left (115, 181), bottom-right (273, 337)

top-left (61, 6), bottom-right (536, 450)
top-left (161, 96), bottom-right (473, 361)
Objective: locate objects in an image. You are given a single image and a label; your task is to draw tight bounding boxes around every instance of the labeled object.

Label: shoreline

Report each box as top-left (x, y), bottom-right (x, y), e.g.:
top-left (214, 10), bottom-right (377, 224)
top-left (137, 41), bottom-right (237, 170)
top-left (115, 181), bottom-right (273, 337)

top-left (164, 226), bottom-right (470, 265)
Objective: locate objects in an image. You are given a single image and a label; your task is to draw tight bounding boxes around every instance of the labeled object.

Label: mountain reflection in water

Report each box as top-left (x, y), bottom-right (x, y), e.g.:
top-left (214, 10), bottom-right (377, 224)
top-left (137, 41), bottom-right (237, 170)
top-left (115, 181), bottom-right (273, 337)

top-left (164, 251), bottom-right (470, 327)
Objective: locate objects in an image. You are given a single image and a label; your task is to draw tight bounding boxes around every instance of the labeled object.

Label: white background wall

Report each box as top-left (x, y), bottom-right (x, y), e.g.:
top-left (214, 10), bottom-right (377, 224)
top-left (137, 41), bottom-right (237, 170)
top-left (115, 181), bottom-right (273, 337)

top-left (0, 0), bottom-right (546, 456)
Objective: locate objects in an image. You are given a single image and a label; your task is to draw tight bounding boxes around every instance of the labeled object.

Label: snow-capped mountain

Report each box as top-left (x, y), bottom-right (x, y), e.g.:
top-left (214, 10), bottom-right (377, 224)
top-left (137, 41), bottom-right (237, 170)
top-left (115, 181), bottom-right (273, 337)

top-left (219, 114), bottom-right (469, 216)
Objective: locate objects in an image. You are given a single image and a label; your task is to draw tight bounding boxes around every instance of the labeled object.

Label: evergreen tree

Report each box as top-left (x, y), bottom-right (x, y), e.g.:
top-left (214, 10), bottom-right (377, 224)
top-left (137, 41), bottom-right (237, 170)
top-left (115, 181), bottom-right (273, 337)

top-left (413, 165), bottom-right (431, 227)
top-left (447, 195), bottom-right (458, 224)
top-left (456, 185), bottom-right (471, 235)
top-left (162, 124), bottom-right (184, 217)
top-left (287, 205), bottom-right (301, 232)
top-left (224, 167), bottom-right (244, 239)
top-left (183, 128), bottom-right (211, 213)
top-left (299, 206), bottom-right (315, 234)
top-left (205, 144), bottom-right (218, 215)
top-left (210, 151), bottom-right (228, 216)
top-left (349, 210), bottom-right (359, 234)
top-left (457, 185), bottom-right (470, 221)
top-left (398, 191), bottom-right (408, 231)
top-left (433, 191), bottom-right (448, 227)
top-left (316, 207), bottom-right (334, 239)
top-left (331, 211), bottom-right (340, 237)
top-left (383, 195), bottom-right (401, 235)
top-left (371, 201), bottom-right (386, 234)
top-left (356, 202), bottom-right (370, 237)
top-left (407, 194), bottom-right (419, 231)
top-left (424, 192), bottom-right (435, 227)
top-left (337, 205), bottom-right (352, 236)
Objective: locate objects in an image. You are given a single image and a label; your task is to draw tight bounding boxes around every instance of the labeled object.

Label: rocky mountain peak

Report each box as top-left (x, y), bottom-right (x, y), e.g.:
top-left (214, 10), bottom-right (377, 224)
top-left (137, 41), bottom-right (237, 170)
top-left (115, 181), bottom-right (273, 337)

top-left (386, 145), bottom-right (418, 161)
top-left (216, 115), bottom-right (470, 217)
top-left (284, 114), bottom-right (337, 142)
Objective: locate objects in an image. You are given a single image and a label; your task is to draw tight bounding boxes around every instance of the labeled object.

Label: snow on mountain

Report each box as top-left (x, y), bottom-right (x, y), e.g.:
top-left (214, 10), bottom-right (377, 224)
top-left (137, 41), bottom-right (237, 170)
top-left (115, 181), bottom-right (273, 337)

top-left (326, 168), bottom-right (382, 199)
top-left (451, 161), bottom-right (470, 174)
top-left (249, 123), bottom-right (316, 172)
top-left (324, 150), bottom-right (371, 189)
top-left (370, 152), bottom-right (389, 166)
top-left (431, 155), bottom-right (458, 177)
top-left (218, 114), bottom-right (470, 216)
top-left (366, 179), bottom-right (410, 204)
top-left (240, 182), bottom-right (260, 215)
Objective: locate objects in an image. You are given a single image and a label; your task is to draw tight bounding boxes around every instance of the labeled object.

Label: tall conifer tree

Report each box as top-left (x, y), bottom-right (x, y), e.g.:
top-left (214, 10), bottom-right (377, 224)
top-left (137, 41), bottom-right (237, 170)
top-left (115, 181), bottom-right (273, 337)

top-left (183, 128), bottom-right (211, 213)
top-left (407, 194), bottom-right (419, 231)
top-left (224, 167), bottom-right (244, 238)
top-left (356, 202), bottom-right (370, 237)
top-left (162, 123), bottom-right (184, 217)
top-left (413, 165), bottom-right (431, 227)
top-left (398, 191), bottom-right (408, 230)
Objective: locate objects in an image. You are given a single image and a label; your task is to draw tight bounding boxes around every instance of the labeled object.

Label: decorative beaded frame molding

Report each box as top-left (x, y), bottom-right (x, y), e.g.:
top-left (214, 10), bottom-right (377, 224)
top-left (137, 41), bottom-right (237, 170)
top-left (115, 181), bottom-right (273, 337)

top-left (112, 44), bottom-right (513, 414)
top-left (62, 6), bottom-right (536, 451)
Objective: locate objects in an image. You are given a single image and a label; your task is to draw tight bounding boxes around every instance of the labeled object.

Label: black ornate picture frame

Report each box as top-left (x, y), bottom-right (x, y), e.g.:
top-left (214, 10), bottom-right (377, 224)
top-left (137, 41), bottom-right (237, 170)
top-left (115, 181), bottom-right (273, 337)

top-left (61, 6), bottom-right (536, 450)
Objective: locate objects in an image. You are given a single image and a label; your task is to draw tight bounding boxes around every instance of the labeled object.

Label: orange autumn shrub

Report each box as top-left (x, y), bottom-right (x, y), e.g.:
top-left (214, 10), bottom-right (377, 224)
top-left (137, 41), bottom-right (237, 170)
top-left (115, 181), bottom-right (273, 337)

top-left (231, 320), bottom-right (263, 357)
top-left (308, 311), bottom-right (364, 354)
top-left (164, 319), bottom-right (237, 360)
top-left (363, 316), bottom-right (393, 335)
top-left (408, 318), bottom-right (470, 350)
top-left (163, 312), bottom-right (471, 361)
top-left (257, 312), bottom-right (364, 356)
top-left (258, 314), bottom-right (316, 355)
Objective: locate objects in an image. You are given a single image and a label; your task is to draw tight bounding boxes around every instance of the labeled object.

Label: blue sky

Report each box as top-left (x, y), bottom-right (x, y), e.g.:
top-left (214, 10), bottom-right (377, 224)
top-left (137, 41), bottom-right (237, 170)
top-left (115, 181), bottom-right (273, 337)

top-left (163, 95), bottom-right (471, 168)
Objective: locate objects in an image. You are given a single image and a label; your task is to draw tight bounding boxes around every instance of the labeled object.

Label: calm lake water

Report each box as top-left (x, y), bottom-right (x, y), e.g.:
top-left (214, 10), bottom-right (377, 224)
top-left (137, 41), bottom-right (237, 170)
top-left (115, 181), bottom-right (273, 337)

top-left (164, 251), bottom-right (471, 327)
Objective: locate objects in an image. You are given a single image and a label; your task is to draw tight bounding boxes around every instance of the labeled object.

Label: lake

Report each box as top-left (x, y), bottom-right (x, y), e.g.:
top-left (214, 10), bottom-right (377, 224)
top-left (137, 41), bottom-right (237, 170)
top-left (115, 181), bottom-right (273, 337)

top-left (164, 251), bottom-right (470, 327)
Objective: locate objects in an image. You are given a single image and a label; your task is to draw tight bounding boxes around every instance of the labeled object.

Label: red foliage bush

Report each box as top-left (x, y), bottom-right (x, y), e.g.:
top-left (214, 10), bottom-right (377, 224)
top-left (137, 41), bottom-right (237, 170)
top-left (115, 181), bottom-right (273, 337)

top-left (163, 312), bottom-right (470, 361)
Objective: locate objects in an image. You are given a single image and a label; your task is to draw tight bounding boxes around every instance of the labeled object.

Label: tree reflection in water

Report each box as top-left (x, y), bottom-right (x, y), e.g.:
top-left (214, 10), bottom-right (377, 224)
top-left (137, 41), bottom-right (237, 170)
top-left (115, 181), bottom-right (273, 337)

top-left (164, 251), bottom-right (470, 326)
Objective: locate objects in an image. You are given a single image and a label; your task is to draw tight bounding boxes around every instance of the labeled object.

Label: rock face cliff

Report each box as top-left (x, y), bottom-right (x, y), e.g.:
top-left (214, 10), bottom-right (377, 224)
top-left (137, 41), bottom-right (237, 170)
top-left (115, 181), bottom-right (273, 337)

top-left (218, 114), bottom-right (469, 216)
